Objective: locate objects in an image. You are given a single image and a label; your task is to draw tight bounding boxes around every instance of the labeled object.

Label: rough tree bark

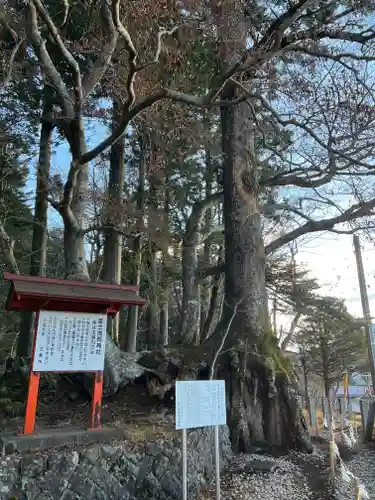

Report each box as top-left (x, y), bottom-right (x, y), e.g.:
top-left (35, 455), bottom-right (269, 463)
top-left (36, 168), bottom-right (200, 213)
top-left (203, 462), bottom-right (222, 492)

top-left (211, 82), bottom-right (312, 453)
top-left (61, 118), bottom-right (135, 396)
top-left (200, 247), bottom-right (224, 342)
top-left (101, 100), bottom-right (125, 346)
top-left (179, 193), bottom-right (222, 344)
top-left (147, 241), bottom-right (159, 348)
top-left (159, 176), bottom-right (169, 346)
top-left (146, 142), bottom-right (162, 348)
top-left (0, 140), bottom-right (21, 275)
top-left (62, 120), bottom-right (90, 281)
top-left (124, 237), bottom-right (142, 351)
top-left (125, 133), bottom-right (146, 352)
top-left (200, 148), bottom-right (213, 336)
top-left (18, 111), bottom-right (52, 357)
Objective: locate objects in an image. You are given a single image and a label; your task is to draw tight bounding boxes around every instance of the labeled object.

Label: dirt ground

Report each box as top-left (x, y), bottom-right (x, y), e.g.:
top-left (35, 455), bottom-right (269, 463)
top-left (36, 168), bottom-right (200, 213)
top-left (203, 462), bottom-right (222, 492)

top-left (0, 375), bottom-right (175, 434)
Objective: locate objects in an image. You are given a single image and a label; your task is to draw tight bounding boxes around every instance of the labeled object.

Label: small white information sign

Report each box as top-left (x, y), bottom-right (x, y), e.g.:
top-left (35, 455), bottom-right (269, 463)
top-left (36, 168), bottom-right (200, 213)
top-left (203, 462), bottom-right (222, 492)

top-left (33, 310), bottom-right (107, 372)
top-left (175, 380), bottom-right (226, 430)
top-left (371, 325), bottom-right (375, 365)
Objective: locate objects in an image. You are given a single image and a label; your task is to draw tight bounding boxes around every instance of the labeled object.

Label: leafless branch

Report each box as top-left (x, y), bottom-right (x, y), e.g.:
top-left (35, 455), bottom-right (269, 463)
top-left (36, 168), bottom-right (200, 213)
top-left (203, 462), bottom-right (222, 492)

top-left (136, 25), bottom-right (182, 72)
top-left (82, 3), bottom-right (118, 99)
top-left (232, 79), bottom-right (375, 173)
top-left (200, 225), bottom-right (224, 244)
top-left (32, 0), bottom-right (82, 114)
top-left (266, 197), bottom-right (375, 254)
top-left (266, 0), bottom-right (317, 46)
top-left (46, 196), bottom-right (61, 212)
top-left (79, 89), bottom-right (248, 164)
top-left (80, 225), bottom-right (144, 239)
top-left (25, 1), bottom-right (73, 118)
top-left (197, 263), bottom-right (226, 281)
top-left (60, 0), bottom-right (70, 27)
top-left (281, 312), bottom-right (301, 351)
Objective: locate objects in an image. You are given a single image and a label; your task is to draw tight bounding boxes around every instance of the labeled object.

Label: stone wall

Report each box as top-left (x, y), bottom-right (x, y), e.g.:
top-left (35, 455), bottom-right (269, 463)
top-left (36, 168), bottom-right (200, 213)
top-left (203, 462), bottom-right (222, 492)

top-left (0, 426), bottom-right (231, 500)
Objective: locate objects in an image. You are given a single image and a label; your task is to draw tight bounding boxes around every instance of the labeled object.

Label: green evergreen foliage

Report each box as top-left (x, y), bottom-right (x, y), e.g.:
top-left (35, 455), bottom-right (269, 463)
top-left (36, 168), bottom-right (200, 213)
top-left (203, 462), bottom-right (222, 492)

top-left (297, 297), bottom-right (367, 390)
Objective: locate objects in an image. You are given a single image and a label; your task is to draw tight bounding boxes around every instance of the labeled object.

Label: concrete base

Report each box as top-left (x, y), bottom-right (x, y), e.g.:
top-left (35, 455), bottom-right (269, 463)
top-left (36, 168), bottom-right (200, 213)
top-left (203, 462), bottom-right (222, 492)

top-left (0, 426), bottom-right (127, 456)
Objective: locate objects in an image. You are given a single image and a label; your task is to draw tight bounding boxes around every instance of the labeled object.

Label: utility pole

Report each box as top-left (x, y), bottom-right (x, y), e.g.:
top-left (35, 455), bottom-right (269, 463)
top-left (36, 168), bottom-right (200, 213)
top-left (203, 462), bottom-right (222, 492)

top-left (353, 234), bottom-right (375, 441)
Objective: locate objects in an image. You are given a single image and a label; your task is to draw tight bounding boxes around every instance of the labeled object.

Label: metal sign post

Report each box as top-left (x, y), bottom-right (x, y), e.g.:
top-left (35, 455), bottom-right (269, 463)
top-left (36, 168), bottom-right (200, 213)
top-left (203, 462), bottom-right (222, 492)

top-left (214, 425), bottom-right (220, 500)
top-left (182, 428), bottom-right (187, 500)
top-left (175, 380), bottom-right (226, 500)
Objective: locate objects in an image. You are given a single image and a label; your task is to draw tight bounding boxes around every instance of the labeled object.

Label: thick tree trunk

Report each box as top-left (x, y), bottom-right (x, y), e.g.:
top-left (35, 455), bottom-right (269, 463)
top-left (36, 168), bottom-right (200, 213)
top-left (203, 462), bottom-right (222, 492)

top-left (18, 114), bottom-right (52, 357)
top-left (220, 83), bottom-right (268, 341)
top-left (179, 232), bottom-right (200, 344)
top-left (101, 100), bottom-right (125, 345)
top-left (159, 181), bottom-right (169, 346)
top-left (125, 134), bottom-right (146, 352)
top-left (147, 241), bottom-right (159, 348)
top-left (124, 235), bottom-right (142, 352)
top-left (200, 249), bottom-right (224, 342)
top-left (214, 82), bottom-right (312, 453)
top-left (63, 120), bottom-right (90, 281)
top-left (159, 292), bottom-right (169, 346)
top-left (321, 335), bottom-right (332, 424)
top-left (62, 119), bottom-right (130, 396)
top-left (146, 143), bottom-right (162, 348)
top-left (179, 194), bottom-right (220, 344)
top-left (200, 149), bottom-right (213, 334)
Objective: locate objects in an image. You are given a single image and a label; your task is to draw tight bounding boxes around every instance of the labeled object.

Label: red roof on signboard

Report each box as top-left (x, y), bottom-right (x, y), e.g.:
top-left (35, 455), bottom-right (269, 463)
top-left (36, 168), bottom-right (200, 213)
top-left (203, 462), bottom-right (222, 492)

top-left (4, 272), bottom-right (146, 315)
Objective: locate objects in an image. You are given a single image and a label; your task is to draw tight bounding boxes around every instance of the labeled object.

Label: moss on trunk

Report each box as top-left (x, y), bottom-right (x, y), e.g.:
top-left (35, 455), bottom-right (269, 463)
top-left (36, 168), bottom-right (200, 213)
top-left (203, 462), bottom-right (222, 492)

top-left (137, 343), bottom-right (312, 454)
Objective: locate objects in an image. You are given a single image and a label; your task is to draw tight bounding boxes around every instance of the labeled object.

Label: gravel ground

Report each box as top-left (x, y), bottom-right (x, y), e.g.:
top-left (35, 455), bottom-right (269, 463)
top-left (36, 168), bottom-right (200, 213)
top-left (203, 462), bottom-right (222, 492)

top-left (335, 448), bottom-right (375, 500)
top-left (202, 450), bottom-right (333, 500)
top-left (202, 447), bottom-right (375, 500)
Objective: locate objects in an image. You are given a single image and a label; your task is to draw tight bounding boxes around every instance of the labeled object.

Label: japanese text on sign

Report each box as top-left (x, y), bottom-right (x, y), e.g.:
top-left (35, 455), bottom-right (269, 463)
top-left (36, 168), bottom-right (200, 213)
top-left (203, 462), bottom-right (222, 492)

top-left (33, 311), bottom-right (107, 372)
top-left (175, 380), bottom-right (226, 430)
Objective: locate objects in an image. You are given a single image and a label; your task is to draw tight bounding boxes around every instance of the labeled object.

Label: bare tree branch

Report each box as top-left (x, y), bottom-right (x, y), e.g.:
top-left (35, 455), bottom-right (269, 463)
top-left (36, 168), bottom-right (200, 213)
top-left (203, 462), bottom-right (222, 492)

top-left (185, 192), bottom-right (223, 243)
top-left (265, 0), bottom-right (318, 46)
top-left (197, 262), bottom-right (226, 281)
top-left (80, 225), bottom-right (144, 239)
top-left (266, 197), bottom-right (375, 254)
top-left (81, 2), bottom-right (118, 99)
top-left (60, 0), bottom-right (70, 28)
top-left (232, 79), bottom-right (375, 172)
top-left (200, 225), bottom-right (224, 243)
top-left (25, 1), bottom-right (73, 118)
top-left (281, 312), bottom-right (301, 351)
top-left (79, 89), bottom-right (248, 165)
top-left (32, 0), bottom-right (83, 114)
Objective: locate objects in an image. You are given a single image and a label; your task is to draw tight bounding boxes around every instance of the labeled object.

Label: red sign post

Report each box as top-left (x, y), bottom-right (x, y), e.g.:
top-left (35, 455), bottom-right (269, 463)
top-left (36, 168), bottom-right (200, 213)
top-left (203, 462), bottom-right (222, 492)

top-left (4, 273), bottom-right (146, 435)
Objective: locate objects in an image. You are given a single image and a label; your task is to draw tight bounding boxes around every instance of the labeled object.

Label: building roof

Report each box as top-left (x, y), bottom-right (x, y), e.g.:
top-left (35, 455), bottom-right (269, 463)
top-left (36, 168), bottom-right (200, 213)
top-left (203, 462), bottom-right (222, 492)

top-left (4, 273), bottom-right (146, 315)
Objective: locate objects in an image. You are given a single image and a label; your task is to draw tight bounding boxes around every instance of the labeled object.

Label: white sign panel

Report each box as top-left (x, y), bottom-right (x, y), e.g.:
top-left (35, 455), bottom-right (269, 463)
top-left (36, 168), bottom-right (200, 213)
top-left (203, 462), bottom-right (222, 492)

top-left (175, 380), bottom-right (226, 430)
top-left (33, 310), bottom-right (107, 372)
top-left (371, 325), bottom-right (375, 365)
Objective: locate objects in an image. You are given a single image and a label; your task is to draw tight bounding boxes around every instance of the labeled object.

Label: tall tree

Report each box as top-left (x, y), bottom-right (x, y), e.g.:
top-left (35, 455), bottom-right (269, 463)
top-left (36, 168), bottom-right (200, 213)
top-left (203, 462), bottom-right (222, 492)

top-left (298, 297), bottom-right (367, 400)
top-left (101, 100), bottom-right (126, 345)
top-left (18, 105), bottom-right (53, 357)
top-left (5, 0), bottom-right (375, 452)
